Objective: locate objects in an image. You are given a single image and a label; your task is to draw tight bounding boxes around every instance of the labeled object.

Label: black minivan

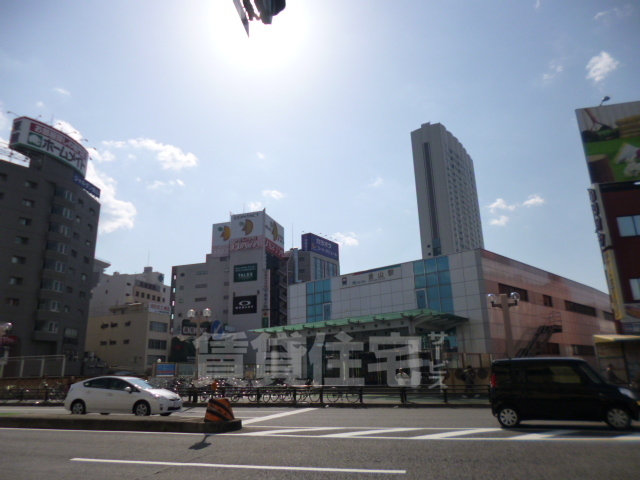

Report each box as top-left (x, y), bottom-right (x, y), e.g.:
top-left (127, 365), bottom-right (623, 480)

top-left (490, 357), bottom-right (639, 430)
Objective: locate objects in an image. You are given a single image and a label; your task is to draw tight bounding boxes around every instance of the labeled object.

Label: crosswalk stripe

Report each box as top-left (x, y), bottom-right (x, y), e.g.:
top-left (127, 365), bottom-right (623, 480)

top-left (322, 428), bottom-right (424, 438)
top-left (411, 428), bottom-right (500, 439)
top-left (512, 430), bottom-right (574, 440)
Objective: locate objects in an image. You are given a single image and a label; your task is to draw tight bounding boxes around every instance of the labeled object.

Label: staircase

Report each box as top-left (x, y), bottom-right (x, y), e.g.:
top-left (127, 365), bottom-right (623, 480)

top-left (516, 311), bottom-right (562, 358)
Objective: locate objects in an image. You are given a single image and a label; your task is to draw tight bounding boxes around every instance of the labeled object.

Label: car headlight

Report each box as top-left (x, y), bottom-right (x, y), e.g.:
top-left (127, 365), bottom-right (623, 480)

top-left (619, 388), bottom-right (637, 400)
top-left (151, 393), bottom-right (163, 399)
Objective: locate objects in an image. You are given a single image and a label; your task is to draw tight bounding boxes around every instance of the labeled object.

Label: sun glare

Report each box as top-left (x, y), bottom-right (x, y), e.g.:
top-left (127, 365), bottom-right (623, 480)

top-left (213, 2), bottom-right (307, 71)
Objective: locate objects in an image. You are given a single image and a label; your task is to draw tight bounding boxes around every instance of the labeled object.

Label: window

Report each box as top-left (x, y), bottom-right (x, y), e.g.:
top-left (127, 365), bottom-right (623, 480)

top-left (543, 295), bottom-right (553, 307)
top-left (47, 321), bottom-right (59, 333)
top-left (565, 300), bottom-right (596, 317)
top-left (12, 256), bottom-right (26, 264)
top-left (89, 208), bottom-right (95, 216)
top-left (631, 278), bottom-right (640, 301)
top-left (15, 236), bottom-right (29, 245)
top-left (572, 345), bottom-right (596, 356)
top-left (109, 340), bottom-right (116, 345)
top-left (22, 198), bottom-right (35, 207)
top-left (9, 277), bottom-right (23, 285)
top-left (498, 283), bottom-right (529, 302)
top-left (125, 321), bottom-right (131, 326)
top-left (194, 297), bottom-right (207, 302)
top-left (196, 270), bottom-right (208, 275)
top-left (19, 217), bottom-right (32, 226)
top-left (24, 180), bottom-right (38, 189)
top-left (78, 198), bottom-right (84, 206)
top-left (195, 284), bottom-right (207, 288)
top-left (123, 339), bottom-right (130, 344)
top-left (617, 215), bottom-right (640, 237)
top-left (148, 339), bottom-right (167, 350)
top-left (100, 341), bottom-right (107, 346)
top-left (110, 322), bottom-right (118, 327)
top-left (6, 298), bottom-right (20, 306)
top-left (149, 321), bottom-right (168, 333)
top-left (75, 215), bottom-right (82, 223)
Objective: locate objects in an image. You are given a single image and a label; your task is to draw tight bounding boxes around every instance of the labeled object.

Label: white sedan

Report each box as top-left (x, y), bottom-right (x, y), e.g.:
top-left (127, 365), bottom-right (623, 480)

top-left (64, 376), bottom-right (182, 416)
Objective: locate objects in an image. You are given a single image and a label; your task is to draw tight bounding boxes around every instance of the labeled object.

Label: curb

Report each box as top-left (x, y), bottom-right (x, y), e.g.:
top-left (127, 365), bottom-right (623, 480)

top-left (0, 414), bottom-right (242, 433)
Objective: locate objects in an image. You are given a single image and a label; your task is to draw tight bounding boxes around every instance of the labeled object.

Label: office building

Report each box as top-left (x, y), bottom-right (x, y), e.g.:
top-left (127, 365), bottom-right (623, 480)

top-left (287, 233), bottom-right (340, 285)
top-left (576, 100), bottom-right (640, 333)
top-left (89, 266), bottom-right (170, 317)
top-left (0, 117), bottom-right (101, 376)
top-left (171, 210), bottom-right (287, 334)
top-left (411, 123), bottom-right (484, 257)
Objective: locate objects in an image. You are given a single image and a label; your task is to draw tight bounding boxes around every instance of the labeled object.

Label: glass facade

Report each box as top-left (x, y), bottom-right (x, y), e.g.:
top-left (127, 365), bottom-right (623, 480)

top-left (306, 278), bottom-right (332, 322)
top-left (413, 257), bottom-right (453, 313)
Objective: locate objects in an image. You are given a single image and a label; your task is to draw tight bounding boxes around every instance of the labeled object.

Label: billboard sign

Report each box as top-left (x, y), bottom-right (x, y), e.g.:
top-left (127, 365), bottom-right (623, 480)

top-left (575, 101), bottom-right (640, 184)
top-left (211, 222), bottom-right (231, 258)
top-left (233, 295), bottom-right (257, 315)
top-left (10, 117), bottom-right (89, 177)
top-left (302, 233), bottom-right (339, 261)
top-left (234, 263), bottom-right (258, 282)
top-left (148, 303), bottom-right (171, 315)
top-left (341, 265), bottom-right (403, 288)
top-left (230, 211), bottom-right (265, 240)
top-left (73, 172), bottom-right (101, 198)
top-left (230, 235), bottom-right (263, 253)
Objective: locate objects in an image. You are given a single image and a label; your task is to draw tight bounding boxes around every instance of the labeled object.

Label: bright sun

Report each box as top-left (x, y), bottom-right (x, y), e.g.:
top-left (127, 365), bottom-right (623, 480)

top-left (213, 2), bottom-right (308, 71)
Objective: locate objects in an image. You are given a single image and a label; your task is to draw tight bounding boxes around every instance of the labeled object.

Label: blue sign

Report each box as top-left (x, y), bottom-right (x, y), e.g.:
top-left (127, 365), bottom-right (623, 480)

top-left (301, 233), bottom-right (339, 261)
top-left (73, 171), bottom-right (101, 198)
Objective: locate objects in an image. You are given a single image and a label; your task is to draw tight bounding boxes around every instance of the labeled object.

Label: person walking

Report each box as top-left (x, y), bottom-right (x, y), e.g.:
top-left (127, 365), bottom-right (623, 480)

top-left (462, 365), bottom-right (477, 398)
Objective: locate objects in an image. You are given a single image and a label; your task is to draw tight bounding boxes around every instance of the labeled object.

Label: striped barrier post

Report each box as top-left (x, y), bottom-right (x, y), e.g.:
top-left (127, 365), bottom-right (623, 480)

top-left (204, 397), bottom-right (235, 422)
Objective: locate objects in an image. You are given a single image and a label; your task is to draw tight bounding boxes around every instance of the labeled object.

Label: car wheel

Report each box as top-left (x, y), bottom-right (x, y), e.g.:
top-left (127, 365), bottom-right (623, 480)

top-left (70, 400), bottom-right (86, 415)
top-left (497, 406), bottom-right (520, 428)
top-left (160, 413), bottom-right (171, 416)
top-left (605, 406), bottom-right (631, 430)
top-left (133, 401), bottom-right (151, 416)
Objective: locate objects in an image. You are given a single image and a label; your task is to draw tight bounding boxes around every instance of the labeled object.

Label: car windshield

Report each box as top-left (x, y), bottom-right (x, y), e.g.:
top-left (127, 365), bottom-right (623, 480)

top-left (125, 378), bottom-right (156, 390)
top-left (579, 364), bottom-right (605, 384)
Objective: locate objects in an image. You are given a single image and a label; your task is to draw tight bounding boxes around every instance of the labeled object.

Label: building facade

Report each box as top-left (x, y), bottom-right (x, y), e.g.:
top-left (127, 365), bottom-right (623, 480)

top-left (285, 249), bottom-right (614, 363)
top-left (576, 100), bottom-right (640, 333)
top-left (287, 233), bottom-right (340, 285)
top-left (171, 210), bottom-right (288, 334)
top-left (90, 266), bottom-right (170, 317)
top-left (411, 123), bottom-right (484, 257)
top-left (85, 302), bottom-right (172, 374)
top-left (0, 117), bottom-right (101, 376)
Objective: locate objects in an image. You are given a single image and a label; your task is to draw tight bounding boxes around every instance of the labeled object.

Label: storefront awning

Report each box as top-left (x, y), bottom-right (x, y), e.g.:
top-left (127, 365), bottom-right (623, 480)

top-left (594, 334), bottom-right (640, 343)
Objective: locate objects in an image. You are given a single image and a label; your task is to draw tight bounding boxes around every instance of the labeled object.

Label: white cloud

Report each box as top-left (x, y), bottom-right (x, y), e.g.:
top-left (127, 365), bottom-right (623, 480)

top-left (36, 101), bottom-right (45, 108)
top-left (490, 215), bottom-right (510, 227)
top-left (54, 87), bottom-right (70, 96)
top-left (85, 163), bottom-right (137, 234)
top-left (90, 149), bottom-right (115, 163)
top-left (488, 198), bottom-right (517, 213)
top-left (586, 51), bottom-right (619, 83)
top-left (333, 232), bottom-right (359, 247)
top-left (247, 201), bottom-right (264, 211)
top-left (542, 62), bottom-right (563, 83)
top-left (262, 189), bottom-right (285, 200)
top-left (368, 176), bottom-right (383, 187)
top-left (487, 194), bottom-right (545, 226)
top-left (257, 152), bottom-right (266, 160)
top-left (523, 194), bottom-right (545, 207)
top-left (105, 138), bottom-right (198, 171)
top-left (53, 119), bottom-right (85, 142)
top-left (594, 6), bottom-right (632, 23)
top-left (146, 179), bottom-right (186, 191)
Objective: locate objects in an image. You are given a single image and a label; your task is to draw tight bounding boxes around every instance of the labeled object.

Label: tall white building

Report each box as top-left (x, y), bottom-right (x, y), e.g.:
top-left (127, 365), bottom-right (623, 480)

top-left (411, 123), bottom-right (484, 257)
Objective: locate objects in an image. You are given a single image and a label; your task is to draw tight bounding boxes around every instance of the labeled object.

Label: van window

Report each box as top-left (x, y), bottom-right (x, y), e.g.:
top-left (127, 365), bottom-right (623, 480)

top-left (548, 365), bottom-right (582, 384)
top-left (578, 364), bottom-right (604, 384)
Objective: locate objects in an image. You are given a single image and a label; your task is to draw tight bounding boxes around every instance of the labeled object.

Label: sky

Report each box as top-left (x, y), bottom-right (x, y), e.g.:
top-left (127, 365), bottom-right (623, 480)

top-left (1, 1), bottom-right (639, 294)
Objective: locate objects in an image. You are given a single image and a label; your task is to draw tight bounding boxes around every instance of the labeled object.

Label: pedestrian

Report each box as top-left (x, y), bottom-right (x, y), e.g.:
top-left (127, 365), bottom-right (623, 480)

top-left (462, 365), bottom-right (477, 398)
top-left (395, 369), bottom-right (410, 403)
top-left (188, 381), bottom-right (198, 403)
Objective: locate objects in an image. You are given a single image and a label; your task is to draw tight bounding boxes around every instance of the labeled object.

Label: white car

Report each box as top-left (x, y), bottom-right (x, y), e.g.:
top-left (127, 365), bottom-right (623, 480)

top-left (64, 376), bottom-right (182, 416)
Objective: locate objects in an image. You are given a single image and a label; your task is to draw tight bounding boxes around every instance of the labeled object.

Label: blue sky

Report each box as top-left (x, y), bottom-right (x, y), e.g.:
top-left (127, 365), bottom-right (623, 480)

top-left (1, 1), bottom-right (638, 293)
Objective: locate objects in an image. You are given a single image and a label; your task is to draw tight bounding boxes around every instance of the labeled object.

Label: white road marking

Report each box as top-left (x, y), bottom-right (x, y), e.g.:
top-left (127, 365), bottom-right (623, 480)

top-left (322, 428), bottom-right (424, 438)
top-left (237, 427), bottom-right (345, 436)
top-left (411, 428), bottom-right (500, 439)
top-left (241, 407), bottom-right (316, 425)
top-left (512, 430), bottom-right (575, 440)
top-left (70, 458), bottom-right (405, 474)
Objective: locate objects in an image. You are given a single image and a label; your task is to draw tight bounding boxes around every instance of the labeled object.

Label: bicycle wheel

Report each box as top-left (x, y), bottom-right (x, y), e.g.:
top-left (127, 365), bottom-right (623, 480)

top-left (326, 390), bottom-right (341, 403)
top-left (346, 391), bottom-right (360, 403)
top-left (281, 389), bottom-right (294, 403)
top-left (308, 389), bottom-right (320, 403)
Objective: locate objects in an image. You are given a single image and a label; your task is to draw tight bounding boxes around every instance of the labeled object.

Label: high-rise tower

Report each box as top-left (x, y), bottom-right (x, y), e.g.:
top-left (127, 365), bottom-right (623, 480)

top-left (411, 122), bottom-right (484, 257)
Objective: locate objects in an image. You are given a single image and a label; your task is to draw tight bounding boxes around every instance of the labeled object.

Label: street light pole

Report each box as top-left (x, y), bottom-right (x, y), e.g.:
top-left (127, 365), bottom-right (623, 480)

top-left (487, 293), bottom-right (520, 358)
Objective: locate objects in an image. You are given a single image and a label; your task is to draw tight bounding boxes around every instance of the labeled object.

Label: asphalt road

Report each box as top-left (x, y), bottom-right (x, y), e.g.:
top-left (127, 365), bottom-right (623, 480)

top-left (1, 406), bottom-right (639, 480)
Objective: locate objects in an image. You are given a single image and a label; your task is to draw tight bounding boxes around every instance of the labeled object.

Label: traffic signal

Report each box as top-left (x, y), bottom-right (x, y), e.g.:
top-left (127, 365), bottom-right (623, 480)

top-left (233, 0), bottom-right (286, 36)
